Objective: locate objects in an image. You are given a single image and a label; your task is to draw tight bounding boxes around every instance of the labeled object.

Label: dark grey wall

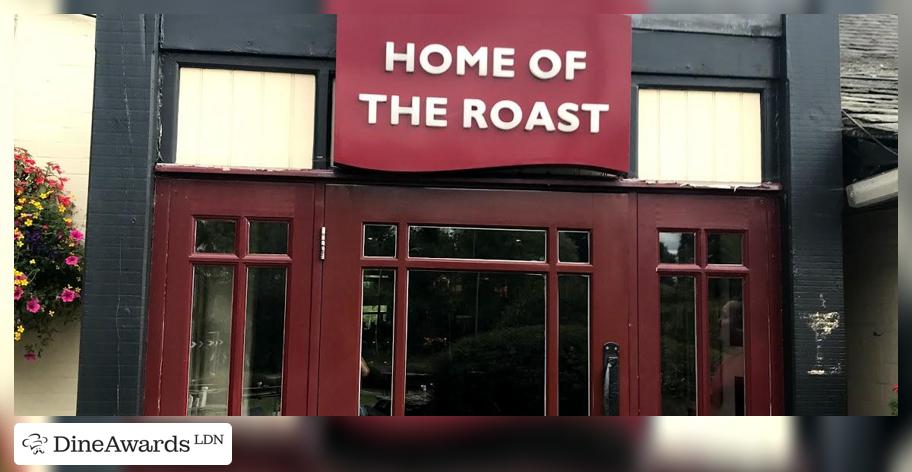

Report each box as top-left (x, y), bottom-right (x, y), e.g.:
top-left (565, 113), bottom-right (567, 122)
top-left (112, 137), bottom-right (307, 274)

top-left (76, 14), bottom-right (159, 415)
top-left (781, 14), bottom-right (846, 415)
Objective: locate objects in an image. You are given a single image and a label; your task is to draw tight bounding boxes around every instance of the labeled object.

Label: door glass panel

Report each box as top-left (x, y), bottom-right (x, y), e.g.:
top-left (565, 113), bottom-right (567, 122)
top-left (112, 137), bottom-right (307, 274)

top-left (559, 274), bottom-right (590, 416)
top-left (242, 267), bottom-right (287, 416)
top-left (660, 276), bottom-right (696, 415)
top-left (659, 232), bottom-right (695, 264)
top-left (406, 271), bottom-right (546, 415)
top-left (364, 224), bottom-right (397, 258)
top-left (708, 278), bottom-right (745, 415)
top-left (187, 265), bottom-right (234, 416)
top-left (558, 231), bottom-right (590, 263)
top-left (195, 219), bottom-right (236, 253)
top-left (360, 269), bottom-right (396, 416)
top-left (249, 221), bottom-right (289, 254)
top-left (408, 226), bottom-right (546, 262)
top-left (707, 233), bottom-right (743, 265)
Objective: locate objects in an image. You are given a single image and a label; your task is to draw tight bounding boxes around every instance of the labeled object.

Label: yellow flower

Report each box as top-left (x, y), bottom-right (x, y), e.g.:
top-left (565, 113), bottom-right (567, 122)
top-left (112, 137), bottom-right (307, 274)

top-left (21, 280), bottom-right (28, 287)
top-left (48, 310), bottom-right (55, 317)
top-left (16, 241), bottom-right (24, 248)
top-left (29, 259), bottom-right (36, 265)
top-left (16, 325), bottom-right (24, 333)
top-left (58, 205), bottom-right (66, 213)
top-left (24, 219), bottom-right (32, 227)
top-left (15, 205), bottom-right (22, 211)
top-left (64, 218), bottom-right (72, 224)
top-left (31, 201), bottom-right (43, 211)
top-left (40, 192), bottom-right (49, 199)
top-left (14, 332), bottom-right (21, 342)
top-left (18, 197), bottom-right (25, 204)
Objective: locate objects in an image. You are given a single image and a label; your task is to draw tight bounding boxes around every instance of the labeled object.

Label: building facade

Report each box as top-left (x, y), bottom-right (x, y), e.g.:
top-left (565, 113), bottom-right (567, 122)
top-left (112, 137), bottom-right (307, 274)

top-left (77, 14), bottom-right (849, 415)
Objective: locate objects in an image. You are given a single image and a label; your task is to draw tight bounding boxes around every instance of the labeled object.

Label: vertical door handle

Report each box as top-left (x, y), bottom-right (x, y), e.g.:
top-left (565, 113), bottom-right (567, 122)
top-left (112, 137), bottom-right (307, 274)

top-left (603, 343), bottom-right (620, 415)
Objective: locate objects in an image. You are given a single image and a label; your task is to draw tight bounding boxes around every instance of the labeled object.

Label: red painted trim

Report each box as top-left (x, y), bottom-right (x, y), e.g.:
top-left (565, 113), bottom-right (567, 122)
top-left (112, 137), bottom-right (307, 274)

top-left (153, 164), bottom-right (782, 195)
top-left (305, 185), bottom-right (325, 416)
top-left (546, 226), bottom-right (559, 416)
top-left (143, 179), bottom-right (172, 415)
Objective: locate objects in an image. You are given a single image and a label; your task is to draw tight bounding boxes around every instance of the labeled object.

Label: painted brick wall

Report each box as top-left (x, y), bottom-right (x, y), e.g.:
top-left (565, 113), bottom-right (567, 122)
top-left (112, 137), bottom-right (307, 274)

top-left (76, 14), bottom-right (157, 416)
top-left (13, 14), bottom-right (95, 416)
top-left (783, 15), bottom-right (847, 415)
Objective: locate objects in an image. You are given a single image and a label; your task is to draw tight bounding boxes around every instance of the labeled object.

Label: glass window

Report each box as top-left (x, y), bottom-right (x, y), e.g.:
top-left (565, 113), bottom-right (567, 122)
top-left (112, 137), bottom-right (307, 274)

top-left (242, 267), bottom-right (287, 416)
top-left (660, 276), bottom-right (696, 416)
top-left (409, 226), bottom-right (546, 262)
top-left (559, 231), bottom-right (590, 263)
top-left (708, 278), bottom-right (745, 416)
top-left (187, 265), bottom-right (234, 416)
top-left (708, 233), bottom-right (743, 265)
top-left (176, 68), bottom-right (316, 169)
top-left (406, 271), bottom-right (546, 415)
top-left (559, 275), bottom-right (590, 416)
top-left (659, 232), bottom-right (695, 264)
top-left (360, 269), bottom-right (396, 416)
top-left (249, 221), bottom-right (289, 255)
top-left (195, 219), bottom-right (236, 254)
top-left (364, 224), bottom-right (397, 258)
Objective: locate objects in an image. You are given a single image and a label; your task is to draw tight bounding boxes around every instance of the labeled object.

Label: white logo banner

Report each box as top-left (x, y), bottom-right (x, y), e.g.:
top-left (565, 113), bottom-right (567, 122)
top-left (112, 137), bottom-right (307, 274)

top-left (14, 422), bottom-right (232, 465)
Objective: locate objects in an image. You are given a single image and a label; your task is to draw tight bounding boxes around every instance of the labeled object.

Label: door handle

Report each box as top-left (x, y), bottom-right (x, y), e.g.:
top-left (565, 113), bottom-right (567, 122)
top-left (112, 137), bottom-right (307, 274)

top-left (603, 343), bottom-right (619, 415)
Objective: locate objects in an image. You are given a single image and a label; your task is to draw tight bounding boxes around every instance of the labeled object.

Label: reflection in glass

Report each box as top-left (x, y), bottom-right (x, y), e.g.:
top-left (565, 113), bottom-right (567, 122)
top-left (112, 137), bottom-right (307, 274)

top-left (708, 233), bottom-right (743, 265)
top-left (360, 269), bottom-right (396, 416)
top-left (242, 267), bottom-right (287, 416)
top-left (708, 278), bottom-right (745, 416)
top-left (187, 265), bottom-right (234, 416)
top-left (559, 231), bottom-right (590, 263)
top-left (249, 221), bottom-right (289, 254)
top-left (195, 219), bottom-right (236, 253)
top-left (659, 232), bottom-right (695, 264)
top-left (364, 225), bottom-right (397, 258)
top-left (406, 271), bottom-right (546, 415)
top-left (409, 226), bottom-right (546, 262)
top-left (660, 276), bottom-right (696, 415)
top-left (559, 275), bottom-right (590, 415)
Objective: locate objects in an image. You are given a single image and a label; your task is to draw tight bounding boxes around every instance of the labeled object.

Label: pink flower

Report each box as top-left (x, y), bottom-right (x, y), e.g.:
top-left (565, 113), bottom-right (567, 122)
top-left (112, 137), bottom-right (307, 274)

top-left (24, 352), bottom-right (36, 361)
top-left (70, 229), bottom-right (84, 241)
top-left (26, 297), bottom-right (41, 313)
top-left (65, 255), bottom-right (79, 266)
top-left (14, 286), bottom-right (22, 301)
top-left (59, 288), bottom-right (78, 303)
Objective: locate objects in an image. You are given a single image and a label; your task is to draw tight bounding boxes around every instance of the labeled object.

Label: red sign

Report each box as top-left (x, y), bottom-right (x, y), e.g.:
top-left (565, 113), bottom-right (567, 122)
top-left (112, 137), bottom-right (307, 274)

top-left (334, 15), bottom-right (632, 173)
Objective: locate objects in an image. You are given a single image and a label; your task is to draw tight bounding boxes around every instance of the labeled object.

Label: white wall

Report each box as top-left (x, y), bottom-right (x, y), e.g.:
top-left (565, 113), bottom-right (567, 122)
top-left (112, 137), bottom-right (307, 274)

top-left (13, 14), bottom-right (95, 416)
top-left (845, 207), bottom-right (898, 415)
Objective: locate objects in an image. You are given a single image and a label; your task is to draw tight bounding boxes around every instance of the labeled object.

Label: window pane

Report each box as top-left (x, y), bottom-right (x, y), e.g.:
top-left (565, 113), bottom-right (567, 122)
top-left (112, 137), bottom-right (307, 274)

top-left (559, 231), bottom-right (590, 263)
top-left (409, 226), bottom-right (546, 262)
top-left (242, 267), bottom-right (287, 416)
top-left (559, 275), bottom-right (590, 416)
top-left (660, 276), bottom-right (696, 416)
top-left (195, 219), bottom-right (236, 253)
top-left (360, 269), bottom-right (396, 416)
top-left (708, 278), bottom-right (745, 416)
top-left (659, 232), bottom-right (695, 264)
top-left (708, 233), bottom-right (743, 265)
top-left (188, 265), bottom-right (234, 416)
top-left (406, 271), bottom-right (546, 415)
top-left (364, 224), bottom-right (397, 258)
top-left (249, 221), bottom-right (289, 254)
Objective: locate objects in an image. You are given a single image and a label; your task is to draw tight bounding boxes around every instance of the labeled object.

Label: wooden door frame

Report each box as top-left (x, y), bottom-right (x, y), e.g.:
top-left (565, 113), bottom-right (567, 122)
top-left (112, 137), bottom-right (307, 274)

top-left (143, 177), bottom-right (319, 415)
top-left (636, 194), bottom-right (783, 415)
top-left (318, 184), bottom-right (637, 416)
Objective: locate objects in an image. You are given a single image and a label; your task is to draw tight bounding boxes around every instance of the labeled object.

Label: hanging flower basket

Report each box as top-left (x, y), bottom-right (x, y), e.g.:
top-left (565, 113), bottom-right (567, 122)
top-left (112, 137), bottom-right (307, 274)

top-left (13, 147), bottom-right (85, 358)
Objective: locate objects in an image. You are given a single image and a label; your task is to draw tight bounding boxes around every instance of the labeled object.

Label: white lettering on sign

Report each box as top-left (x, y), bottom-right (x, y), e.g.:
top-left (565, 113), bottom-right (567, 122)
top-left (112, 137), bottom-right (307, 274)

top-left (362, 42), bottom-right (610, 133)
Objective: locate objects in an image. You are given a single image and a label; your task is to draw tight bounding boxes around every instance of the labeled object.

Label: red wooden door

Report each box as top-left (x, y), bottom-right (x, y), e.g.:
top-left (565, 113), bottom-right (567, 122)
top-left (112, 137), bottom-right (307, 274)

top-left (636, 194), bottom-right (782, 415)
top-left (319, 185), bottom-right (636, 415)
top-left (144, 179), bottom-right (318, 416)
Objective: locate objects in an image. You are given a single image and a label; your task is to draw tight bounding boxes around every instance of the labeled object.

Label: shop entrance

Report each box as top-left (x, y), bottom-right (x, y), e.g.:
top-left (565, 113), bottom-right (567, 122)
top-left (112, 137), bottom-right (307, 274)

top-left (318, 185), bottom-right (635, 415)
top-left (144, 178), bottom-right (781, 416)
